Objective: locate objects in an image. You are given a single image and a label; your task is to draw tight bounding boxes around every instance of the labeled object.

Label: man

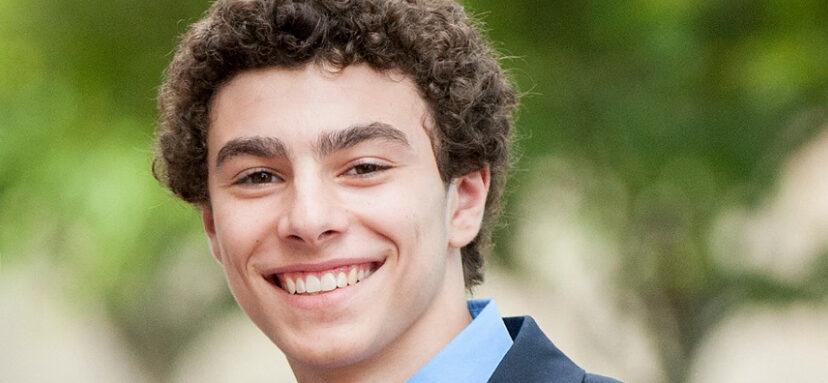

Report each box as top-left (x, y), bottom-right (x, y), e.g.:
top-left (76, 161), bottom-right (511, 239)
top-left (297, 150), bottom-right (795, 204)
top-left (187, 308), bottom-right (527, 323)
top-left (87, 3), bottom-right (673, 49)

top-left (153, 0), bottom-right (619, 381)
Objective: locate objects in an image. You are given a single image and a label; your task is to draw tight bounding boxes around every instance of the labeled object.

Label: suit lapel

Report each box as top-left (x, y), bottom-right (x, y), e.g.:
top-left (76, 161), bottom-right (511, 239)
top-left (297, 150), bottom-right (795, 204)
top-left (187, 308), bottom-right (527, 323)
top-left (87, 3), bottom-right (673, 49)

top-left (488, 316), bottom-right (586, 383)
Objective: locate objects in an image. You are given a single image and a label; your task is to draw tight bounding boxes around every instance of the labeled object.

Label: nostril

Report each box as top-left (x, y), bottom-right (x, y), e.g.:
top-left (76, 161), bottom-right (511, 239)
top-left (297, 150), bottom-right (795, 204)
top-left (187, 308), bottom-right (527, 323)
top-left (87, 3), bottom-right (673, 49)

top-left (318, 230), bottom-right (336, 240)
top-left (287, 234), bottom-right (303, 242)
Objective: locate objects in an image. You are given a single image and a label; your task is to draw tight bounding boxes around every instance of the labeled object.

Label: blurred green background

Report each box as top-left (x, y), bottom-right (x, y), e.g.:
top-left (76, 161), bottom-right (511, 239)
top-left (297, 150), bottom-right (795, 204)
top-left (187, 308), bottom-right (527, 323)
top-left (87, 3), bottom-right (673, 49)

top-left (2, 0), bottom-right (827, 382)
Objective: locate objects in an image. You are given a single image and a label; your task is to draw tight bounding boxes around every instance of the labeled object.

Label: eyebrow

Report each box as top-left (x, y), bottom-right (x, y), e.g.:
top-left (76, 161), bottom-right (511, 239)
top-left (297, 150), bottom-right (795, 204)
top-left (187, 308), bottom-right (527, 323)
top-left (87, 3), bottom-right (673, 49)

top-left (317, 122), bottom-right (410, 157)
top-left (216, 136), bottom-right (288, 169)
top-left (214, 122), bottom-right (410, 169)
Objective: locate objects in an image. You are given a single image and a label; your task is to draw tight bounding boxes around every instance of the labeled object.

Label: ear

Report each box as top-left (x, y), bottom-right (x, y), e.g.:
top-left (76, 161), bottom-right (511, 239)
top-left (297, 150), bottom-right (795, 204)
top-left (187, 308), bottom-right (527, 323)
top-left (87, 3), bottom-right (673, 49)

top-left (201, 206), bottom-right (224, 265)
top-left (447, 165), bottom-right (491, 249)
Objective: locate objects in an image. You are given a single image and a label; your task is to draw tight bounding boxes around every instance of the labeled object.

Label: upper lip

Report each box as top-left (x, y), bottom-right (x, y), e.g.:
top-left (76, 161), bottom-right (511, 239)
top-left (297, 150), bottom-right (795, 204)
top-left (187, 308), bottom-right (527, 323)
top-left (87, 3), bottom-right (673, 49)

top-left (260, 256), bottom-right (386, 276)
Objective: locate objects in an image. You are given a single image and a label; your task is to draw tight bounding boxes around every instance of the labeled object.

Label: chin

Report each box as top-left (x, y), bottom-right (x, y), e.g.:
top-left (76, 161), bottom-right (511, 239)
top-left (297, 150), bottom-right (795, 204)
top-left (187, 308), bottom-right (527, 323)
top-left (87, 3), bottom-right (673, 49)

top-left (276, 329), bottom-right (382, 370)
top-left (265, 319), bottom-right (384, 368)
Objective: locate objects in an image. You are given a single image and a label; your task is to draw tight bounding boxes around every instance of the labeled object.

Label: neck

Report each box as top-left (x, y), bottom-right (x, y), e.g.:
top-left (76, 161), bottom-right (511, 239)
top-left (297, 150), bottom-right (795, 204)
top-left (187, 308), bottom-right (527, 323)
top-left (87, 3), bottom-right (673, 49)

top-left (290, 251), bottom-right (471, 383)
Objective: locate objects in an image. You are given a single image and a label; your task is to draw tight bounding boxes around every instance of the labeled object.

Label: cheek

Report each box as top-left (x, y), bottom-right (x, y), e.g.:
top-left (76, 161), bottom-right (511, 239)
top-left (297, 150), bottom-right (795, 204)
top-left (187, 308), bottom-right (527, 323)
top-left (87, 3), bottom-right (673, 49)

top-left (351, 179), bottom-right (449, 265)
top-left (211, 201), bottom-right (279, 318)
top-left (212, 200), bottom-right (275, 268)
top-left (357, 176), bottom-right (441, 220)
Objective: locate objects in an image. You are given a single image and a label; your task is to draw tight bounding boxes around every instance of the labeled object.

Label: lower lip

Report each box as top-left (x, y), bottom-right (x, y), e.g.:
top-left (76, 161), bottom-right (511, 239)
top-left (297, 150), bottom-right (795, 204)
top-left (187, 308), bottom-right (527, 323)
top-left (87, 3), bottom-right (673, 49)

top-left (266, 265), bottom-right (382, 311)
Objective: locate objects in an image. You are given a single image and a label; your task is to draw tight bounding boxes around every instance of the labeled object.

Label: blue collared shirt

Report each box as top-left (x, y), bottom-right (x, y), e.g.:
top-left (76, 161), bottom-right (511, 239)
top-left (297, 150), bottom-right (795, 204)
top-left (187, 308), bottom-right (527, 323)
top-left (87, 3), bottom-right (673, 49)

top-left (407, 299), bottom-right (513, 383)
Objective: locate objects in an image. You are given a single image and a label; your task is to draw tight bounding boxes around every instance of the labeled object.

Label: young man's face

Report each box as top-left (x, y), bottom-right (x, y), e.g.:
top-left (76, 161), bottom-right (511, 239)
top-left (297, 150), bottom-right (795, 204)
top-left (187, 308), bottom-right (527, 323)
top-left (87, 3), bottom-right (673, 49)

top-left (202, 64), bottom-right (487, 372)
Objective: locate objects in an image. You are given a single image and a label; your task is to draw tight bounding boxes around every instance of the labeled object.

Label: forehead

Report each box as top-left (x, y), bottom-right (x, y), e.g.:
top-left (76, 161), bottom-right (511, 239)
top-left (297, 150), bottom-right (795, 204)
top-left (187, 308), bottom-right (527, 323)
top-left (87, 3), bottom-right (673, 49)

top-left (208, 64), bottom-right (434, 156)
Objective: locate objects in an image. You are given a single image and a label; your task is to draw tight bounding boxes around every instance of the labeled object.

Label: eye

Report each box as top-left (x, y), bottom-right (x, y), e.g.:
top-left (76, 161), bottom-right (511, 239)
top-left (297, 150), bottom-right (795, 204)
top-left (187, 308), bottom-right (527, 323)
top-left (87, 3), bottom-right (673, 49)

top-left (235, 170), bottom-right (281, 185)
top-left (343, 162), bottom-right (391, 177)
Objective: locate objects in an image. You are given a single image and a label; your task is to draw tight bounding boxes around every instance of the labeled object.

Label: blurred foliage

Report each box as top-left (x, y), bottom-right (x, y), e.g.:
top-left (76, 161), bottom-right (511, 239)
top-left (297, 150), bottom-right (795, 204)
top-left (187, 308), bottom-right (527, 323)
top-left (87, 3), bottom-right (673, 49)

top-left (471, 1), bottom-right (828, 381)
top-left (1, 0), bottom-right (826, 382)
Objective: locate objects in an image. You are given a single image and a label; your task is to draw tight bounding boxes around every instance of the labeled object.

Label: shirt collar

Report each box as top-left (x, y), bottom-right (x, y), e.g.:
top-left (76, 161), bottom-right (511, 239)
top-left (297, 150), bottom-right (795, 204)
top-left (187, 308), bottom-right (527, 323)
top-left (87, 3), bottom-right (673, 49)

top-left (407, 299), bottom-right (513, 383)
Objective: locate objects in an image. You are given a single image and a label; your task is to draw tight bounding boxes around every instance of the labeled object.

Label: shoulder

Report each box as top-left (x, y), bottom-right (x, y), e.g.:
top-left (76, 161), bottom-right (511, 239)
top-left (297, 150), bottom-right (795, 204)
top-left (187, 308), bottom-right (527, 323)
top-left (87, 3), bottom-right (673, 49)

top-left (489, 316), bottom-right (622, 383)
top-left (584, 373), bottom-right (622, 383)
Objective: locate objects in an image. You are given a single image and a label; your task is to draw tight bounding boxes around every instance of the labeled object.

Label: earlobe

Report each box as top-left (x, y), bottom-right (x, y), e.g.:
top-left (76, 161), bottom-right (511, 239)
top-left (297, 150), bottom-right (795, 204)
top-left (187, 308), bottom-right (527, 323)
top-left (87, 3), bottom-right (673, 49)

top-left (447, 166), bottom-right (491, 249)
top-left (201, 206), bottom-right (216, 236)
top-left (201, 206), bottom-right (224, 265)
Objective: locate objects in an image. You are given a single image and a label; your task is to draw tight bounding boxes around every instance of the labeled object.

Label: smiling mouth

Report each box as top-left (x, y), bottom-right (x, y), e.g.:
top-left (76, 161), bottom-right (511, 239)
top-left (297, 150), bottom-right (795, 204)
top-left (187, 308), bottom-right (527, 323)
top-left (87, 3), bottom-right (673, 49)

top-left (267, 262), bottom-right (382, 295)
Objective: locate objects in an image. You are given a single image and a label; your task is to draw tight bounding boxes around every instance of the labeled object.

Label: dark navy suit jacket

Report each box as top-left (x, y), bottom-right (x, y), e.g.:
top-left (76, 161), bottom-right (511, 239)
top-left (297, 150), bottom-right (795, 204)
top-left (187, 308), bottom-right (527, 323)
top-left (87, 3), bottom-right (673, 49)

top-left (488, 316), bottom-right (621, 383)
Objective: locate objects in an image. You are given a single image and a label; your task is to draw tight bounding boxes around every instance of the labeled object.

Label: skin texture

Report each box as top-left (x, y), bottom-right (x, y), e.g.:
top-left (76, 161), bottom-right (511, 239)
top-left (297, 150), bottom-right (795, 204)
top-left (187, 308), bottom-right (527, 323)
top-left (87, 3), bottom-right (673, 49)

top-left (154, 0), bottom-right (518, 289)
top-left (202, 64), bottom-right (490, 382)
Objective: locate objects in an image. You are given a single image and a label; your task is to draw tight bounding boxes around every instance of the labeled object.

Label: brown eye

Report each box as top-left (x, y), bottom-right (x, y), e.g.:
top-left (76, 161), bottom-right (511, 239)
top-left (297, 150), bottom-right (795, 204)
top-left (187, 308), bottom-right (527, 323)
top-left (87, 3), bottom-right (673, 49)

top-left (346, 162), bottom-right (391, 177)
top-left (353, 164), bottom-right (382, 174)
top-left (238, 170), bottom-right (280, 185)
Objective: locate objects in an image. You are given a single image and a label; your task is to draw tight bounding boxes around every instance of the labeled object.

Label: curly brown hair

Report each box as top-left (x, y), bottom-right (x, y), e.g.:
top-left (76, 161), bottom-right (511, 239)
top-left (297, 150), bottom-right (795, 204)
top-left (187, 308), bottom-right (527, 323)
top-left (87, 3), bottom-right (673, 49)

top-left (154, 0), bottom-right (517, 288)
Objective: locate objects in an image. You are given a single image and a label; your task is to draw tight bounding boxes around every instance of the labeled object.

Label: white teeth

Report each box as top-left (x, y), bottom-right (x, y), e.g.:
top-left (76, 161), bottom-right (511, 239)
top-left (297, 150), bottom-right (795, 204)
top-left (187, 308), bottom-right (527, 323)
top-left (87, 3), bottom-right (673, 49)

top-left (280, 264), bottom-right (379, 295)
top-left (348, 267), bottom-right (358, 285)
top-left (336, 272), bottom-right (348, 288)
top-left (285, 278), bottom-right (296, 294)
top-left (320, 273), bottom-right (337, 292)
top-left (305, 275), bottom-right (321, 293)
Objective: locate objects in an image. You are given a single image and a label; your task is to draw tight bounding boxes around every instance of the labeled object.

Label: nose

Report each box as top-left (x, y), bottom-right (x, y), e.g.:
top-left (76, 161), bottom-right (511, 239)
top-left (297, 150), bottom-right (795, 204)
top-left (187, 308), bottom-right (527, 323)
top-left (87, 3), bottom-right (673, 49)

top-left (277, 174), bottom-right (348, 247)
